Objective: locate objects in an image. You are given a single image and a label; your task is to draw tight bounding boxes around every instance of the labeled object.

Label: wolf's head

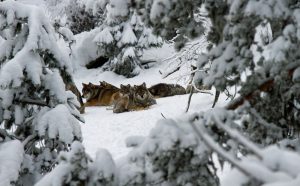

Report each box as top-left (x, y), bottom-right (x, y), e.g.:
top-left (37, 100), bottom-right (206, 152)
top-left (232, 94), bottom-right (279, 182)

top-left (133, 82), bottom-right (156, 105)
top-left (82, 82), bottom-right (100, 100)
top-left (120, 84), bottom-right (132, 95)
top-left (99, 81), bottom-right (118, 90)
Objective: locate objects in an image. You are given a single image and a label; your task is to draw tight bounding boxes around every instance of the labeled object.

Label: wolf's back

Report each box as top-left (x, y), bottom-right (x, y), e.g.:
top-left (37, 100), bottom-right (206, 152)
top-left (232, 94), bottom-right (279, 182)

top-left (148, 83), bottom-right (186, 97)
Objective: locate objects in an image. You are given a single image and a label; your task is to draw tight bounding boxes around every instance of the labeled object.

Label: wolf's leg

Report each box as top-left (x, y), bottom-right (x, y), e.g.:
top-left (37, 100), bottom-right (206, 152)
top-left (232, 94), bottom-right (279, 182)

top-left (113, 95), bottom-right (129, 113)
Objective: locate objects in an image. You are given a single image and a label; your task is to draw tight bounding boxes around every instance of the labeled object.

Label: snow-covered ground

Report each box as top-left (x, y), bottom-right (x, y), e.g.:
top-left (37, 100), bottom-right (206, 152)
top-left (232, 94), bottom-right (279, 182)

top-left (74, 64), bottom-right (229, 160)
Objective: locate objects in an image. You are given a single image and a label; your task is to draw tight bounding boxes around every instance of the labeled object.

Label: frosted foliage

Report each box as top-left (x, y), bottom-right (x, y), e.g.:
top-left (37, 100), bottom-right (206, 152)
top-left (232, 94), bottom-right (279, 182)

top-left (0, 1), bottom-right (72, 81)
top-left (224, 145), bottom-right (300, 186)
top-left (80, 0), bottom-right (162, 77)
top-left (138, 28), bottom-right (163, 48)
top-left (42, 70), bottom-right (67, 103)
top-left (0, 1), bottom-right (82, 185)
top-left (135, 0), bottom-right (204, 41)
top-left (119, 117), bottom-right (218, 186)
top-left (34, 105), bottom-right (82, 144)
top-left (0, 140), bottom-right (23, 186)
top-left (94, 27), bottom-right (114, 44)
top-left (88, 149), bottom-right (116, 185)
top-left (65, 0), bottom-right (105, 34)
top-left (35, 141), bottom-right (88, 186)
top-left (107, 0), bottom-right (130, 23)
top-left (86, 0), bottom-right (108, 14)
top-left (136, 0), bottom-right (300, 157)
top-left (57, 26), bottom-right (75, 43)
top-left (122, 47), bottom-right (136, 59)
top-left (118, 24), bottom-right (137, 47)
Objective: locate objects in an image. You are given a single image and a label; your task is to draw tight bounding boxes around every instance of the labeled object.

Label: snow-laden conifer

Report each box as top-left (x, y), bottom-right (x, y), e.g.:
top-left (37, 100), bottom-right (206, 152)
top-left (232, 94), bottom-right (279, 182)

top-left (80, 0), bottom-right (162, 77)
top-left (0, 0), bottom-right (82, 184)
top-left (129, 0), bottom-right (300, 185)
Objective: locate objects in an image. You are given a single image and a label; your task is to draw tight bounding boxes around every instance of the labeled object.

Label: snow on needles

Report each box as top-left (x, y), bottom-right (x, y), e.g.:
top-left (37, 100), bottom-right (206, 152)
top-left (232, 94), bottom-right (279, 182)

top-left (0, 0), bottom-right (72, 88)
top-left (0, 140), bottom-right (23, 186)
top-left (34, 105), bottom-right (82, 144)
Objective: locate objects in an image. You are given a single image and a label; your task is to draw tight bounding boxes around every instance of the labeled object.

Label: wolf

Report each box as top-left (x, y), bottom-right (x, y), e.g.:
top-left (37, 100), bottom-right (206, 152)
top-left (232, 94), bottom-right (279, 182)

top-left (82, 81), bottom-right (121, 107)
top-left (113, 83), bottom-right (156, 113)
top-left (148, 83), bottom-right (186, 98)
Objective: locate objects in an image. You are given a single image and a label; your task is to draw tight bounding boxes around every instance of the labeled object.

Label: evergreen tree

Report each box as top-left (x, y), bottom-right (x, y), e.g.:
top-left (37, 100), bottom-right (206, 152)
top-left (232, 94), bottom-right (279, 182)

top-left (128, 0), bottom-right (300, 185)
top-left (36, 142), bottom-right (117, 186)
top-left (65, 0), bottom-right (105, 35)
top-left (0, 0), bottom-right (83, 184)
top-left (88, 0), bottom-right (162, 77)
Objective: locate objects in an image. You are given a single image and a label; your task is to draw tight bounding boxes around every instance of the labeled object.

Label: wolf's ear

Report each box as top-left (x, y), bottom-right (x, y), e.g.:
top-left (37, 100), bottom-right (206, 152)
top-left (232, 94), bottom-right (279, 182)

top-left (88, 82), bottom-right (92, 85)
top-left (82, 83), bottom-right (87, 87)
top-left (127, 84), bottom-right (131, 88)
top-left (120, 84), bottom-right (125, 89)
top-left (142, 82), bottom-right (146, 87)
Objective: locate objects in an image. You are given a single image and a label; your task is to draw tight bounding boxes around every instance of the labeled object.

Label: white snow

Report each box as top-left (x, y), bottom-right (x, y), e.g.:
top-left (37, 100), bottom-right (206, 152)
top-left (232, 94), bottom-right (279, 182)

top-left (34, 104), bottom-right (82, 144)
top-left (74, 64), bottom-right (228, 160)
top-left (0, 140), bottom-right (24, 186)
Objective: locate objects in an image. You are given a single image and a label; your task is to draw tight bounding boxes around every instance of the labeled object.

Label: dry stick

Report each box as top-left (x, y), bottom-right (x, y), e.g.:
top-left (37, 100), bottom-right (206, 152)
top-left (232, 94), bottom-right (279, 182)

top-left (161, 113), bottom-right (166, 119)
top-left (189, 121), bottom-right (259, 181)
top-left (185, 86), bottom-right (194, 112)
top-left (162, 66), bottom-right (181, 79)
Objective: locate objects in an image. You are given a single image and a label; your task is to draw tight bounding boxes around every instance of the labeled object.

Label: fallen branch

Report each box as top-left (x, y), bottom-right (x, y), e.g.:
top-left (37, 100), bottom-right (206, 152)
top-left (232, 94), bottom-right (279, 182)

top-left (16, 98), bottom-right (49, 107)
top-left (162, 66), bottom-right (181, 79)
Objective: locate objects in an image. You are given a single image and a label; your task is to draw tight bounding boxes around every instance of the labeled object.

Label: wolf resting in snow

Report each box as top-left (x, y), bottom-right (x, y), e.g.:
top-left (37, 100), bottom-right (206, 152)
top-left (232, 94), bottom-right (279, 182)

top-left (82, 81), bottom-right (121, 107)
top-left (148, 83), bottom-right (187, 98)
top-left (113, 83), bottom-right (156, 113)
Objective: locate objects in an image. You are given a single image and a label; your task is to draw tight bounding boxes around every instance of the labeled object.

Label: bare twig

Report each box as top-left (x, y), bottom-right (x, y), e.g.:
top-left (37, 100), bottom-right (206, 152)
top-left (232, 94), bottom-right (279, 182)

top-left (185, 86), bottom-right (194, 112)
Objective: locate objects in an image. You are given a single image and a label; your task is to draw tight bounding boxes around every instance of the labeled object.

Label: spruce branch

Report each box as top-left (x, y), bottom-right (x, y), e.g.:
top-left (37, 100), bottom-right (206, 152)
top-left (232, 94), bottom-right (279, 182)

top-left (226, 78), bottom-right (274, 110)
top-left (212, 112), bottom-right (263, 160)
top-left (225, 61), bottom-right (300, 110)
top-left (189, 120), bottom-right (259, 180)
top-left (190, 119), bottom-right (262, 181)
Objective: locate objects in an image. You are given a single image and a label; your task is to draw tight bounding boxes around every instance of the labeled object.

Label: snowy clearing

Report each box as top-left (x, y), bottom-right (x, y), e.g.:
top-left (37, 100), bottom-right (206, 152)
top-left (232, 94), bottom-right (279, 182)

top-left (74, 66), bottom-right (229, 160)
